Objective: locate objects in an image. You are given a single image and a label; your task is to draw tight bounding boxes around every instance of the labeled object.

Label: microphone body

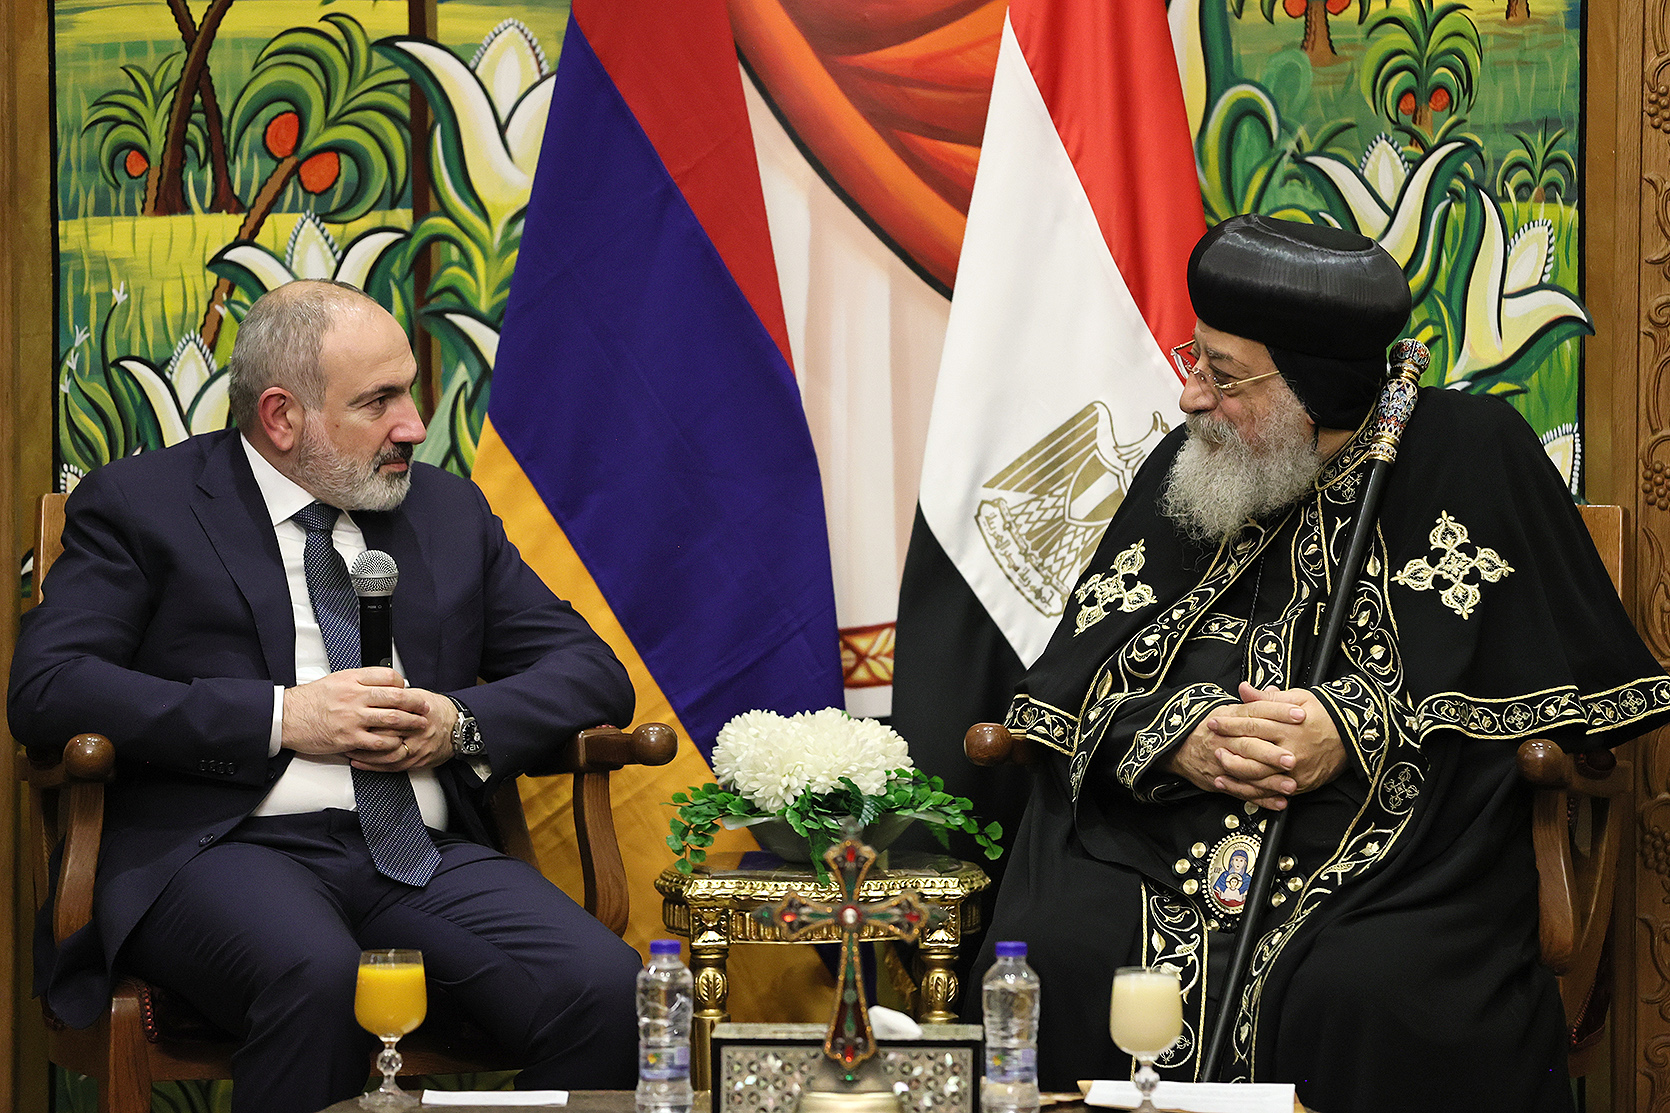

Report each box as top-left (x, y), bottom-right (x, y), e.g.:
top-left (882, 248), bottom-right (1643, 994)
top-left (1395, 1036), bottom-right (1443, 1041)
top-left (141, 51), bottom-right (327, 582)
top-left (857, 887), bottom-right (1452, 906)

top-left (350, 550), bottom-right (399, 668)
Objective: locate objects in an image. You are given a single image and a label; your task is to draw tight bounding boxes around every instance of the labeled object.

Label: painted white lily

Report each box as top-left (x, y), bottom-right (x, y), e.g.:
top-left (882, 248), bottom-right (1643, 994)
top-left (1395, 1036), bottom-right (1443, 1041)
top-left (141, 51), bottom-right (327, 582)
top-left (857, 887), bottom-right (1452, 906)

top-left (438, 310), bottom-right (500, 370)
top-left (60, 292), bottom-right (226, 465)
top-left (411, 310), bottom-right (502, 471)
top-left (1300, 135), bottom-right (1468, 294)
top-left (381, 20), bottom-right (553, 241)
top-left (210, 212), bottom-right (408, 298)
top-left (1444, 202), bottom-right (1590, 385)
top-left (1540, 422), bottom-right (1581, 494)
top-left (113, 333), bottom-right (228, 444)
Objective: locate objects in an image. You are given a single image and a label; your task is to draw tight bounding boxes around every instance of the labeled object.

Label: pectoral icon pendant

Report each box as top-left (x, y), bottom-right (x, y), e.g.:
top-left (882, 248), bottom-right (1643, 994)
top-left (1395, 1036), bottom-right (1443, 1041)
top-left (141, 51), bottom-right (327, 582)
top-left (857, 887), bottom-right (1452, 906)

top-left (1169, 806), bottom-right (1299, 932)
top-left (1204, 833), bottom-right (1259, 919)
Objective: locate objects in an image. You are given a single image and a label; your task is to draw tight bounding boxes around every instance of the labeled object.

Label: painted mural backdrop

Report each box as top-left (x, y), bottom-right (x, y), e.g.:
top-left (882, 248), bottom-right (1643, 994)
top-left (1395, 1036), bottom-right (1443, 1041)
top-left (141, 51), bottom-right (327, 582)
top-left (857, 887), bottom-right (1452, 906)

top-left (1180, 0), bottom-right (1588, 485)
top-left (53, 0), bottom-right (565, 497)
top-left (48, 0), bottom-right (1591, 656)
top-left (48, 0), bottom-right (1591, 725)
top-left (741, 0), bottom-right (1585, 492)
top-left (42, 0), bottom-right (1586, 1107)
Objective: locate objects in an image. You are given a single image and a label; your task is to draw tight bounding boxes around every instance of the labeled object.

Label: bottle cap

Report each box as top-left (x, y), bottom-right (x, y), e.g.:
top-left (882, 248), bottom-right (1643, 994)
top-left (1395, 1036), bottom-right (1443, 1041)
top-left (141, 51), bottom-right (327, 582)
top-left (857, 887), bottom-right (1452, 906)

top-left (994, 941), bottom-right (1027, 958)
top-left (650, 939), bottom-right (682, 956)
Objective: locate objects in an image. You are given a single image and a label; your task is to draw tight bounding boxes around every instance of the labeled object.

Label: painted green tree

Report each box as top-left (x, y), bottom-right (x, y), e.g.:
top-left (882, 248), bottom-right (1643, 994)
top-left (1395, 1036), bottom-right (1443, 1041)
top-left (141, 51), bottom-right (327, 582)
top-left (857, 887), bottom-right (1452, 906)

top-left (154, 0), bottom-right (242, 215)
top-left (83, 53), bottom-right (206, 216)
top-left (1361, 0), bottom-right (1483, 143)
top-left (1496, 125), bottom-right (1576, 204)
top-left (1229, 0), bottom-right (1371, 66)
top-left (206, 13), bottom-right (410, 350)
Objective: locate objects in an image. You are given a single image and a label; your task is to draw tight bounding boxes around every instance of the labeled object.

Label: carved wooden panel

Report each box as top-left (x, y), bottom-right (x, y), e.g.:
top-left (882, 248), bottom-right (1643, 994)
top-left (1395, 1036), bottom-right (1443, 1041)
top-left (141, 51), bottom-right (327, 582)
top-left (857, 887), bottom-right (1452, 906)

top-left (1636, 0), bottom-right (1670, 1104)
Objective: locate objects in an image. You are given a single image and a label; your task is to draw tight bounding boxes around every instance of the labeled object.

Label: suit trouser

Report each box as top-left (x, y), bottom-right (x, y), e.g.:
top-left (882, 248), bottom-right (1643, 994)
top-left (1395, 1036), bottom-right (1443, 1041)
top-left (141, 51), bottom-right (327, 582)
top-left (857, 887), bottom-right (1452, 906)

top-left (123, 809), bottom-right (641, 1113)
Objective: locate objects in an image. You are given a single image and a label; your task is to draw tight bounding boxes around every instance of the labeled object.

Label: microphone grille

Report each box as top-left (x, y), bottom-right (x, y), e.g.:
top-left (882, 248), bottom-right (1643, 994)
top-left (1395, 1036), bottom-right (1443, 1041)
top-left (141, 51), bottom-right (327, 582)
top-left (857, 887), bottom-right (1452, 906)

top-left (350, 550), bottom-right (399, 597)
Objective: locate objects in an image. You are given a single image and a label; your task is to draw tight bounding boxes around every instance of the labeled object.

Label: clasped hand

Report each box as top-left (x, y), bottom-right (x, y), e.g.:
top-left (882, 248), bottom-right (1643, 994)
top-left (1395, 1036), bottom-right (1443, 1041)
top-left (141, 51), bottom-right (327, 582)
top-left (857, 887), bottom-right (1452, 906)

top-left (1165, 681), bottom-right (1345, 810)
top-left (281, 667), bottom-right (458, 771)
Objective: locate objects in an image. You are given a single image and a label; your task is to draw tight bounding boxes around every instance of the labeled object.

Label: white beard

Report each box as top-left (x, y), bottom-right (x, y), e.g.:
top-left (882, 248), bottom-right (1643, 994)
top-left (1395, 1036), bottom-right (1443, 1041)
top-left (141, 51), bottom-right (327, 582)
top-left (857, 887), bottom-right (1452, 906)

top-left (1159, 389), bottom-right (1326, 544)
top-left (293, 414), bottom-right (413, 512)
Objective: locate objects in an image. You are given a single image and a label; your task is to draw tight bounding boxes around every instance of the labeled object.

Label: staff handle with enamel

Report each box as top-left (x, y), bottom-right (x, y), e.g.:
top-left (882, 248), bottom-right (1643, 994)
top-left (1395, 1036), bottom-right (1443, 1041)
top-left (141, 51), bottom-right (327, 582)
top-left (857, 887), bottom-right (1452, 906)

top-left (1365, 340), bottom-right (1429, 464)
top-left (1200, 338), bottom-right (1430, 1082)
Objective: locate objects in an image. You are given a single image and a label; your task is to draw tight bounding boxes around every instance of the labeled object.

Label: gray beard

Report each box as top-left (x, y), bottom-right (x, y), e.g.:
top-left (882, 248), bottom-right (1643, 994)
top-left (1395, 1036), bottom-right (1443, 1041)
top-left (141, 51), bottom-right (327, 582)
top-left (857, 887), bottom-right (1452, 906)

top-left (1159, 396), bottom-right (1326, 544)
top-left (294, 416), bottom-right (413, 513)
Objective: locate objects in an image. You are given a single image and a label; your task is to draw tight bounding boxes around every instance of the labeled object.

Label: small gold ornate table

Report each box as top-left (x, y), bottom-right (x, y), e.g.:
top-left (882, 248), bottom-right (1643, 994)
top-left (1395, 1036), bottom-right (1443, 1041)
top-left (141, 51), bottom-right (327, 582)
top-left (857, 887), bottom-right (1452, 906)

top-left (655, 851), bottom-right (990, 1090)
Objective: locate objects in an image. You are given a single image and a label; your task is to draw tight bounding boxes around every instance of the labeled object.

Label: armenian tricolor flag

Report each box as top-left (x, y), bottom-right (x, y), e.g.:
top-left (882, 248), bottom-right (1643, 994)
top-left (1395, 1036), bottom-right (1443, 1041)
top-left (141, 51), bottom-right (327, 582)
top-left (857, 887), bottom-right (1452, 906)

top-left (474, 0), bottom-right (841, 1011)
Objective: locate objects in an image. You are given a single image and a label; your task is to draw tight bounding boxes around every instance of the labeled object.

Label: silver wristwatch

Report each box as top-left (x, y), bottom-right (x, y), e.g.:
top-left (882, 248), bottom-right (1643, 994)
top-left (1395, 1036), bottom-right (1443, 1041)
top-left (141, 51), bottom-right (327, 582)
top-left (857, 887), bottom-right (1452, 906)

top-left (447, 696), bottom-right (483, 757)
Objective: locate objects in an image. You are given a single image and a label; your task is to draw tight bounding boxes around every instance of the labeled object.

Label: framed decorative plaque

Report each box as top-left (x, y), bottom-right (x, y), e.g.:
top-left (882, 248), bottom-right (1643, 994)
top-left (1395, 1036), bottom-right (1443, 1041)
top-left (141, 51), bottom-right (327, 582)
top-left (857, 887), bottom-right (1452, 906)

top-left (710, 1023), bottom-right (982, 1113)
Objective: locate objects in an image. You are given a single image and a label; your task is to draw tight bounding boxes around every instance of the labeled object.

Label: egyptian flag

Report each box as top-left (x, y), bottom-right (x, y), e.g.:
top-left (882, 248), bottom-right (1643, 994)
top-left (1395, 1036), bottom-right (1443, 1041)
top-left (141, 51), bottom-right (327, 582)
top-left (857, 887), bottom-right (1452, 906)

top-left (891, 0), bottom-right (1205, 846)
top-left (475, 0), bottom-right (841, 1011)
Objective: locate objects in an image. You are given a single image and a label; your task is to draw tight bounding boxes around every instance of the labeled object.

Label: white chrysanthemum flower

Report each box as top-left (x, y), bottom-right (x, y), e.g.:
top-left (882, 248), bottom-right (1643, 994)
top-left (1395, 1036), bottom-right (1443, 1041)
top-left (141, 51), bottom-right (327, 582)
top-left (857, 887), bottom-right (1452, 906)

top-left (710, 708), bottom-right (913, 812)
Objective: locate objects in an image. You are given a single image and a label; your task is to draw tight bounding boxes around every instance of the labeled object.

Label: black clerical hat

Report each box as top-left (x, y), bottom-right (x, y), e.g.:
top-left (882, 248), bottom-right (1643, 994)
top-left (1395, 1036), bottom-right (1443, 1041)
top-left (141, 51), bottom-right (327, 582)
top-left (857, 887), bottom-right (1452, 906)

top-left (1186, 215), bottom-right (1411, 429)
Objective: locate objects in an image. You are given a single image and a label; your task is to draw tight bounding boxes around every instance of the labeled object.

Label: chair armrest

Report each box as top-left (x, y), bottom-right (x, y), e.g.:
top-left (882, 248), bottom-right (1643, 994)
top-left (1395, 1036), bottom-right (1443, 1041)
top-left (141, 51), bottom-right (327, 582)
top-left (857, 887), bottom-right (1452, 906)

top-left (552, 723), bottom-right (679, 773)
top-left (965, 723), bottom-right (1039, 766)
top-left (1515, 737), bottom-right (1634, 990)
top-left (490, 722), bottom-right (681, 938)
top-left (1516, 739), bottom-right (1631, 797)
top-left (18, 732), bottom-right (116, 788)
top-left (16, 734), bottom-right (115, 943)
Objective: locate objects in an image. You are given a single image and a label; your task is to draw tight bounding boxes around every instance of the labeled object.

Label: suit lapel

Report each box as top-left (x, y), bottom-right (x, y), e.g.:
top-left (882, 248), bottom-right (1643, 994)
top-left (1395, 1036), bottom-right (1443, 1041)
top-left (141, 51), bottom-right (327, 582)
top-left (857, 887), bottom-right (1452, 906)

top-left (357, 510), bottom-right (441, 689)
top-left (190, 432), bottom-right (297, 686)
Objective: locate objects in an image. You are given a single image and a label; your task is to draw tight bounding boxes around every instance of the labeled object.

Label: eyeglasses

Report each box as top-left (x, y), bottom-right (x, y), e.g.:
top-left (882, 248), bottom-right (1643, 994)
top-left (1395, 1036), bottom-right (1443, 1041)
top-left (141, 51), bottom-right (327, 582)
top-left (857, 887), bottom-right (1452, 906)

top-left (1170, 341), bottom-right (1283, 398)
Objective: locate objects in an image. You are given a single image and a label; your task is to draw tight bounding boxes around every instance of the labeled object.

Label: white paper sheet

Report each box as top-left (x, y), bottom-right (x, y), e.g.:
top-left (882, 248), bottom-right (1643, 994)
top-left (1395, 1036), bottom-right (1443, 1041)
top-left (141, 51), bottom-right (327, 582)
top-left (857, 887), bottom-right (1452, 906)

top-left (1084, 1079), bottom-right (1294, 1113)
top-left (869, 1005), bottom-right (924, 1039)
top-left (422, 1090), bottom-right (568, 1106)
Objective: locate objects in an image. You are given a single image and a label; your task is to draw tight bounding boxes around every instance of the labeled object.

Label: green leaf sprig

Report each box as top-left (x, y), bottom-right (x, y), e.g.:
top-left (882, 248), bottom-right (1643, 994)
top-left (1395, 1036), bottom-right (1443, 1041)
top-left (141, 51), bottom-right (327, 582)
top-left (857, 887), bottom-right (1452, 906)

top-left (667, 768), bottom-right (1002, 876)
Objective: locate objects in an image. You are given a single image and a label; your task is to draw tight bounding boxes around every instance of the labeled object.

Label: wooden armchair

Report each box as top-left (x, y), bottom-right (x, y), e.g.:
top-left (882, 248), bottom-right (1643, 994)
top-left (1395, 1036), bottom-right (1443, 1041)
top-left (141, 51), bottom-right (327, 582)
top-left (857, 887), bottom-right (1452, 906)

top-left (17, 493), bottom-right (679, 1113)
top-left (964, 503), bottom-right (1635, 1077)
top-left (1512, 503), bottom-right (1635, 1076)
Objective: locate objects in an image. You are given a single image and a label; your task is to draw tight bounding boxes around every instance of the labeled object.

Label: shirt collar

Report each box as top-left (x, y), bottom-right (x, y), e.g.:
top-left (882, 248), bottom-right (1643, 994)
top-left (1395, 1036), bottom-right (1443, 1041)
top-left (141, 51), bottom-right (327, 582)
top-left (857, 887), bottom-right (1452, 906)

top-left (240, 434), bottom-right (323, 527)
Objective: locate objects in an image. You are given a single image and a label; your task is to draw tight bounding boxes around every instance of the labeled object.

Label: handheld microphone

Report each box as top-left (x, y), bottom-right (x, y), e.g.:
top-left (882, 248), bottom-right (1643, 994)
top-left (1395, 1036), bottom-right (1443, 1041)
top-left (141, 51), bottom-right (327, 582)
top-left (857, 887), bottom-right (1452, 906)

top-left (350, 550), bottom-right (399, 668)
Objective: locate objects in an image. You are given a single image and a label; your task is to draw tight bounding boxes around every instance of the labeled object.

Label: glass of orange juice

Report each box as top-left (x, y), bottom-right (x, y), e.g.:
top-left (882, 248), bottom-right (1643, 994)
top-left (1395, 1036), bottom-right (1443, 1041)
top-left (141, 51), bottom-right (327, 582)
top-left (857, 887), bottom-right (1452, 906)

top-left (356, 949), bottom-right (427, 1108)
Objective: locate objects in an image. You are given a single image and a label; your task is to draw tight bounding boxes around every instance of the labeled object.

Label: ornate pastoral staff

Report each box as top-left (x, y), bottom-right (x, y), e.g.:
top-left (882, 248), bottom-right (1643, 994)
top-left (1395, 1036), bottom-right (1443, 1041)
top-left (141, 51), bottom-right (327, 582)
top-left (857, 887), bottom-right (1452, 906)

top-left (1199, 338), bottom-right (1431, 1081)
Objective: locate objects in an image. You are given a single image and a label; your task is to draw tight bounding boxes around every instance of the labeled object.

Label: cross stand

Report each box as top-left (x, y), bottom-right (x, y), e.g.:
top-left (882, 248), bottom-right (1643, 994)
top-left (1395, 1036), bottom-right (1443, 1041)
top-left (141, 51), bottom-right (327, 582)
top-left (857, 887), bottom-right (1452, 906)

top-left (753, 831), bottom-right (948, 1108)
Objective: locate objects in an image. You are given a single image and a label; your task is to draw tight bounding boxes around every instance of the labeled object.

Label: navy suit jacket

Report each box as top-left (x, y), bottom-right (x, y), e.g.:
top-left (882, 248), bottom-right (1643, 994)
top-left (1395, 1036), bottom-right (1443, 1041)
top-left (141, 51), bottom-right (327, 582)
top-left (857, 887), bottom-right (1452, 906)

top-left (8, 429), bottom-right (635, 1027)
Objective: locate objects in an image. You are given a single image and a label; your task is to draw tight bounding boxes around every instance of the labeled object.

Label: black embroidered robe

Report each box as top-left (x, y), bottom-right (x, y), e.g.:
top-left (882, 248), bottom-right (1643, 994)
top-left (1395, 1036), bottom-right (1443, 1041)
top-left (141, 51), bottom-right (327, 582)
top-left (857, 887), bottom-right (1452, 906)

top-left (973, 388), bottom-right (1670, 1113)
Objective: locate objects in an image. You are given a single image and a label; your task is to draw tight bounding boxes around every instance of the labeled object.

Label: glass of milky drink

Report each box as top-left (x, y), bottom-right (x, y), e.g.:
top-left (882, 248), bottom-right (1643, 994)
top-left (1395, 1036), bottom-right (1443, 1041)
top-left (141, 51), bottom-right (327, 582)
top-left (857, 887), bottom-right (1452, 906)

top-left (1109, 966), bottom-right (1184, 1113)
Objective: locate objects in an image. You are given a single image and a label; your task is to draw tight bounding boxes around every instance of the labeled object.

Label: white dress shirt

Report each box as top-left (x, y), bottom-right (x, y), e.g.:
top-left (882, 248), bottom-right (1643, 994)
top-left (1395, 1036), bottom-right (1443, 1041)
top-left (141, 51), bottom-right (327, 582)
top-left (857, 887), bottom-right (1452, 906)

top-left (242, 436), bottom-right (447, 829)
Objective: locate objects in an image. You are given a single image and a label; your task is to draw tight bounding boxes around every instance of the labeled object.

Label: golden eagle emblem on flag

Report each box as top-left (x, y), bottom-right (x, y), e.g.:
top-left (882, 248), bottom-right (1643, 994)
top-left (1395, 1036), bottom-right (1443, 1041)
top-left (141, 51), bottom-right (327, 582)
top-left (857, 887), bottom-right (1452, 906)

top-left (975, 404), bottom-right (1168, 617)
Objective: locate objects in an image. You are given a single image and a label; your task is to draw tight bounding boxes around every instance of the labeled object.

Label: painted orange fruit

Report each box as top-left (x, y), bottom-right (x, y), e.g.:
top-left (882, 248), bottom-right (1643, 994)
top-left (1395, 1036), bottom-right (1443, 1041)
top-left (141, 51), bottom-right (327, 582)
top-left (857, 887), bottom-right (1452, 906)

top-left (1398, 91), bottom-right (1417, 116)
top-left (265, 111), bottom-right (300, 158)
top-left (1429, 87), bottom-right (1452, 111)
top-left (298, 150), bottom-right (340, 193)
top-left (123, 149), bottom-right (148, 178)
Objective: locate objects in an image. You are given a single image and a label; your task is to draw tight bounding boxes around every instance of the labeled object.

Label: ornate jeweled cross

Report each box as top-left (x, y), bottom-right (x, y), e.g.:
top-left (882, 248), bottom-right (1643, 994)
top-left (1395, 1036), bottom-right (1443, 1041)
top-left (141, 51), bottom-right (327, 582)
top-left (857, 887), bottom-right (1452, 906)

top-left (754, 834), bottom-right (947, 1075)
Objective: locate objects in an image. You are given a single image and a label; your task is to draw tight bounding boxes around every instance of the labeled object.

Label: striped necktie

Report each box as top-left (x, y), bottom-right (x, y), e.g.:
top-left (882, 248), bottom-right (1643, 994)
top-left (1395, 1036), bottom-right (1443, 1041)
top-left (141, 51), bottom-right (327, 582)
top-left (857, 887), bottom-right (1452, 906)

top-left (292, 501), bottom-right (441, 887)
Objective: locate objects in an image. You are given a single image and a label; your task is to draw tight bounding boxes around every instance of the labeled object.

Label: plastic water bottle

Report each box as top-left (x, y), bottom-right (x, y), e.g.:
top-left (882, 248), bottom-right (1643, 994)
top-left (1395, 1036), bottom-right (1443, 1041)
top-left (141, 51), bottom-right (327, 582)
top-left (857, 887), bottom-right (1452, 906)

top-left (982, 941), bottom-right (1041, 1113)
top-left (636, 939), bottom-right (694, 1113)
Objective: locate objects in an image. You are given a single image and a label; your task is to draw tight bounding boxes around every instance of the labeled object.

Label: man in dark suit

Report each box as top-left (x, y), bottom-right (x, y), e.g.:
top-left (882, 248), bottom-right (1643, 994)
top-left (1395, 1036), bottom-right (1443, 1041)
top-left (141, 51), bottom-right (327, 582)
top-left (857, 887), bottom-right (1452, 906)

top-left (10, 280), bottom-right (643, 1112)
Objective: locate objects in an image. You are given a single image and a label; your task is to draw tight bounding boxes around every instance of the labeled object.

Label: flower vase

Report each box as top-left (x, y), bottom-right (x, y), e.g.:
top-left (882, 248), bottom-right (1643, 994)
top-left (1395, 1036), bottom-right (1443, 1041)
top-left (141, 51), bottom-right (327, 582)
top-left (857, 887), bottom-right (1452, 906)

top-left (749, 814), bottom-right (916, 863)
